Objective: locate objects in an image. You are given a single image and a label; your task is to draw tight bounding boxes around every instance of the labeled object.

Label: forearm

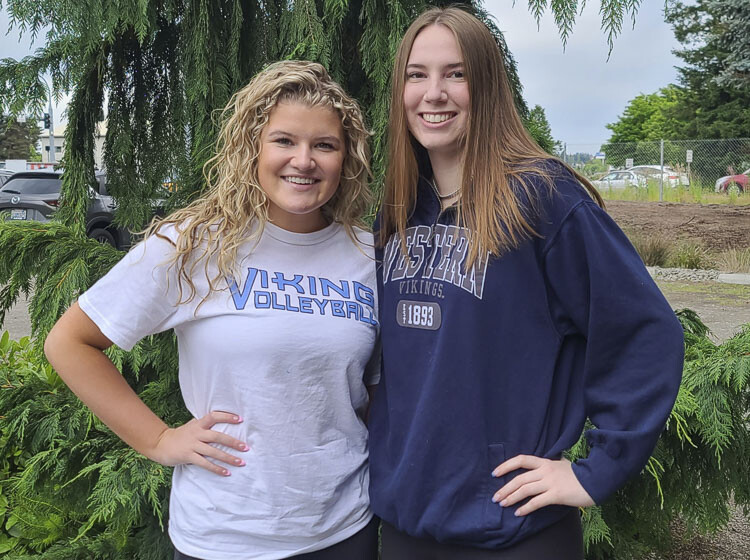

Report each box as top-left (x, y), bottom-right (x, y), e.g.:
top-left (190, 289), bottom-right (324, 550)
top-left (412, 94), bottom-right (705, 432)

top-left (45, 305), bottom-right (169, 461)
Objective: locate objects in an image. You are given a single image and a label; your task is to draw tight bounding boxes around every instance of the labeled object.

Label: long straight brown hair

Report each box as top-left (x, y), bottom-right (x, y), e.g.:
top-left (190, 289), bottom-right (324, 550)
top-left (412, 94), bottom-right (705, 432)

top-left (380, 6), bottom-right (603, 266)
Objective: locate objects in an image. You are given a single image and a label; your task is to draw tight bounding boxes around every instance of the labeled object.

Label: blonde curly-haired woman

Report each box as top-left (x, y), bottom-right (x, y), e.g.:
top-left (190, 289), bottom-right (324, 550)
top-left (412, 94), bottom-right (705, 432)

top-left (45, 61), bottom-right (380, 560)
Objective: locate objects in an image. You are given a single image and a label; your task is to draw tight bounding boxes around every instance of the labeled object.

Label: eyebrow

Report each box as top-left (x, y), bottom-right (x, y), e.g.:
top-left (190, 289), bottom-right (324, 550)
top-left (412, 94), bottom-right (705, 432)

top-left (406, 62), bottom-right (464, 70)
top-left (266, 130), bottom-right (342, 144)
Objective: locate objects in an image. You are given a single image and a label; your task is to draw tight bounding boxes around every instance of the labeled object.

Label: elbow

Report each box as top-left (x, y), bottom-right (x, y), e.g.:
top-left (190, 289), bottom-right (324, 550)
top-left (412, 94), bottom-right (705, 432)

top-left (44, 322), bottom-right (64, 365)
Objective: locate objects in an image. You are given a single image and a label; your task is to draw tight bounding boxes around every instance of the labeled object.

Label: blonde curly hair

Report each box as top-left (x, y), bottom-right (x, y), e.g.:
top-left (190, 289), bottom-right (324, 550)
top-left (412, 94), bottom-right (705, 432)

top-left (146, 60), bottom-right (373, 304)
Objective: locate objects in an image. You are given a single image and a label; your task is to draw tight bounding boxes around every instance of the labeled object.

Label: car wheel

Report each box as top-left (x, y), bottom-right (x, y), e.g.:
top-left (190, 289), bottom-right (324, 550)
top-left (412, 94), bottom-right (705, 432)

top-left (89, 227), bottom-right (117, 248)
top-left (726, 182), bottom-right (742, 196)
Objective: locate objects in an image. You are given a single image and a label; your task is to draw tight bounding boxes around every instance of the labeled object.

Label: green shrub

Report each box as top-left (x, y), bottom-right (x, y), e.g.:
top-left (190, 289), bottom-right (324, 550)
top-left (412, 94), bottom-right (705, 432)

top-left (578, 310), bottom-right (750, 559)
top-left (0, 223), bottom-right (186, 559)
top-left (668, 241), bottom-right (713, 269)
top-left (0, 325), bottom-right (182, 559)
top-left (628, 232), bottom-right (671, 267)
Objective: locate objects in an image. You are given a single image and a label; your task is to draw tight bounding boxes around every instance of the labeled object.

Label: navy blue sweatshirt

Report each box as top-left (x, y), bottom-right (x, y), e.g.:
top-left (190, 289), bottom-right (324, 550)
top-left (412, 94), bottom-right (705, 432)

top-left (368, 166), bottom-right (684, 548)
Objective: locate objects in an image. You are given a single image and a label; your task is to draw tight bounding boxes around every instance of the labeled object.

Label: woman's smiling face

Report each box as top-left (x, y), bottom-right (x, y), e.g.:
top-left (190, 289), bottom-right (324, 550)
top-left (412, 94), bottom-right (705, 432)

top-left (403, 24), bottom-right (470, 159)
top-left (257, 101), bottom-right (345, 233)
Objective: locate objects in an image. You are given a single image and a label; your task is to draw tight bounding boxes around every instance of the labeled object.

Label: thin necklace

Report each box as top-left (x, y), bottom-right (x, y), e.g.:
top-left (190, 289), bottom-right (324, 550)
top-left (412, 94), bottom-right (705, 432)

top-left (431, 179), bottom-right (460, 199)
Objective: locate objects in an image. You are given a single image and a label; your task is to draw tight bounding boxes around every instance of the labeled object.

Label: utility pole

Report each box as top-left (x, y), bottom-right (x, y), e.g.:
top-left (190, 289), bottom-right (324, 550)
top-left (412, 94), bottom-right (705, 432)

top-left (46, 95), bottom-right (56, 164)
top-left (659, 139), bottom-right (664, 202)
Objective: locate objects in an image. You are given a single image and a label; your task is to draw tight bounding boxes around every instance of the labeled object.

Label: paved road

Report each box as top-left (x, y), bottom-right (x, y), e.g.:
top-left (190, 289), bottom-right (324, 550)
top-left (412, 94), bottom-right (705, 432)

top-left (3, 293), bottom-right (32, 340)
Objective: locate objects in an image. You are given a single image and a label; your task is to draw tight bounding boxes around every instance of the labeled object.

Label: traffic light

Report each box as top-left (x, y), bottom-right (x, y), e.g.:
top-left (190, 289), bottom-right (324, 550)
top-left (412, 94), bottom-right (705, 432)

top-left (43, 113), bottom-right (51, 129)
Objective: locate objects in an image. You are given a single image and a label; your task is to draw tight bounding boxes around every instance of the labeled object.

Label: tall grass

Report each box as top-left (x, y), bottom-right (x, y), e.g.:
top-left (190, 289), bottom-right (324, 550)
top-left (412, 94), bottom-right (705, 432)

top-left (628, 232), bottom-right (671, 267)
top-left (716, 248), bottom-right (750, 273)
top-left (668, 241), bottom-right (713, 269)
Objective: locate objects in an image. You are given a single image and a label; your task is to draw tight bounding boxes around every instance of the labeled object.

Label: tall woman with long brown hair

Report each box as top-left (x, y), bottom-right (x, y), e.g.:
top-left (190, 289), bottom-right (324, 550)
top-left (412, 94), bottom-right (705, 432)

top-left (368, 7), bottom-right (684, 558)
top-left (45, 61), bottom-right (380, 560)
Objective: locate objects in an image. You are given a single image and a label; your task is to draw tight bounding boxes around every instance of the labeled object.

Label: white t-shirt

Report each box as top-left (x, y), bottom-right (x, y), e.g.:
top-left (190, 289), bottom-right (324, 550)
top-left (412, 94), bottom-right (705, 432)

top-left (78, 221), bottom-right (380, 560)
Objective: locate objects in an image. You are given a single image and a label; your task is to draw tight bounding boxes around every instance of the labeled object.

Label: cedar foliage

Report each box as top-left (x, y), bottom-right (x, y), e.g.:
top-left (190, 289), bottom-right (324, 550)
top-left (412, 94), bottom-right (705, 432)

top-left (569, 310), bottom-right (750, 559)
top-left (2, 1), bottom-right (736, 558)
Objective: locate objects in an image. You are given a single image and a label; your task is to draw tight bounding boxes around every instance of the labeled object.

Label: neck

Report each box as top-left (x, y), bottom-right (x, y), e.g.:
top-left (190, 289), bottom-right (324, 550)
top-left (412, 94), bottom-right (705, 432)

top-left (428, 150), bottom-right (462, 197)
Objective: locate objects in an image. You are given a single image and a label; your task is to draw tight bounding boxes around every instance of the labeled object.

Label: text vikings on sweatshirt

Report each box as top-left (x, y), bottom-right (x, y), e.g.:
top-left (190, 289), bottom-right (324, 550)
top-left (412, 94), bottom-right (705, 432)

top-left (368, 163), bottom-right (685, 549)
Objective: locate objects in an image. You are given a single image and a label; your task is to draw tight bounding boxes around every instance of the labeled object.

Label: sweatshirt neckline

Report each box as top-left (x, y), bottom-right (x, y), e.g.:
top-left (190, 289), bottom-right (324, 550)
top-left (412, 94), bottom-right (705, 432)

top-left (262, 220), bottom-right (341, 246)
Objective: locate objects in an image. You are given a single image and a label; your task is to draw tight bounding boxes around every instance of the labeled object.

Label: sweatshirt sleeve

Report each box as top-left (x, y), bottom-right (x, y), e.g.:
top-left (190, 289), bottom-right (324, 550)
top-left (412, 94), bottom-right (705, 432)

top-left (542, 199), bottom-right (684, 504)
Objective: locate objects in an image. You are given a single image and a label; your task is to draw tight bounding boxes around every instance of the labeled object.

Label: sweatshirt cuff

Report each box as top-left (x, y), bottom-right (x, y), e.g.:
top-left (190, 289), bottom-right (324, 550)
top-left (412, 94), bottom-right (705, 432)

top-left (570, 444), bottom-right (631, 505)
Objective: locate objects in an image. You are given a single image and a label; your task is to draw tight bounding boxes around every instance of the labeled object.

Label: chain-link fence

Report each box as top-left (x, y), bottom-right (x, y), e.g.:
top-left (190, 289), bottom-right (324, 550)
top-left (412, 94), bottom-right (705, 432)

top-left (560, 138), bottom-right (750, 195)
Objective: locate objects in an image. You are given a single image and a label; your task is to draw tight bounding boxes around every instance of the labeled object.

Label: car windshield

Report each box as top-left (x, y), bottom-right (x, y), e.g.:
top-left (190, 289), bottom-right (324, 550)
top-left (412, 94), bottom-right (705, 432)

top-left (0, 177), bottom-right (61, 195)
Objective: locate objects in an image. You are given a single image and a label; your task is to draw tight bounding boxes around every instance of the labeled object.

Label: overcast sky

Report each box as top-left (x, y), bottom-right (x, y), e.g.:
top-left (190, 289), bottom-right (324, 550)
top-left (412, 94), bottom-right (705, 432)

top-left (1, 2), bottom-right (683, 152)
top-left (486, 0), bottom-right (682, 152)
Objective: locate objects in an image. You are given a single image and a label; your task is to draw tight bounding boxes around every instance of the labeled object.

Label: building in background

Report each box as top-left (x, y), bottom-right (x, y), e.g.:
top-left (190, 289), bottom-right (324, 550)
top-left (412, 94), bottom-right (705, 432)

top-left (38, 122), bottom-right (106, 169)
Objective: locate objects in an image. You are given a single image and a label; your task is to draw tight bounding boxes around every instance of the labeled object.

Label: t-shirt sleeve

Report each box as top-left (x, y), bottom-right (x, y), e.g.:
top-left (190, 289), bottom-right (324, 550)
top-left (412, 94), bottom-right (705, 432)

top-left (542, 199), bottom-right (684, 505)
top-left (78, 230), bottom-right (183, 351)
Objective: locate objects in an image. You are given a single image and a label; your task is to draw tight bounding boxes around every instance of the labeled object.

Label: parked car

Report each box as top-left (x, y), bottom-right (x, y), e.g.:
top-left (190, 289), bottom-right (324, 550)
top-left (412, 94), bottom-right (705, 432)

top-left (0, 171), bottom-right (133, 249)
top-left (591, 170), bottom-right (647, 190)
top-left (714, 168), bottom-right (749, 193)
top-left (628, 165), bottom-right (689, 187)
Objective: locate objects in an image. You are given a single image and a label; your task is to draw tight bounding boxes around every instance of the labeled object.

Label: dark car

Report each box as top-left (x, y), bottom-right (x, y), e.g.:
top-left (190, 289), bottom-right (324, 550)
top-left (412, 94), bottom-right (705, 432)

top-left (0, 171), bottom-right (133, 250)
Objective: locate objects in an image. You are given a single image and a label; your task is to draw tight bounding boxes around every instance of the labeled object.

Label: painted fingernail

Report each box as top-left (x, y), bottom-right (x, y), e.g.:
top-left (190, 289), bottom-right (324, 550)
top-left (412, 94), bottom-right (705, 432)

top-left (491, 495), bottom-right (499, 503)
top-left (235, 459), bottom-right (245, 466)
top-left (491, 470), bottom-right (499, 477)
top-left (240, 443), bottom-right (249, 451)
top-left (234, 415), bottom-right (242, 422)
top-left (514, 510), bottom-right (521, 517)
top-left (500, 500), bottom-right (508, 507)
top-left (223, 469), bottom-right (231, 476)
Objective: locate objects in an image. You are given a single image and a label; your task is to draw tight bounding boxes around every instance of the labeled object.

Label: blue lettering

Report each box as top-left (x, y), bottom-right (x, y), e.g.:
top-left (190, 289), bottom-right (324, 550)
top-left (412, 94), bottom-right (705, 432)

top-left (254, 291), bottom-right (271, 308)
top-left (320, 278), bottom-right (350, 299)
top-left (308, 276), bottom-right (317, 295)
top-left (313, 299), bottom-right (328, 314)
top-left (271, 292), bottom-right (285, 310)
top-left (271, 272), bottom-right (304, 293)
top-left (260, 269), bottom-right (269, 288)
top-left (284, 294), bottom-right (299, 312)
top-left (353, 282), bottom-right (375, 307)
top-left (359, 307), bottom-right (378, 326)
top-left (298, 297), bottom-right (313, 314)
top-left (330, 300), bottom-right (345, 317)
top-left (228, 268), bottom-right (258, 310)
top-left (346, 301), bottom-right (359, 319)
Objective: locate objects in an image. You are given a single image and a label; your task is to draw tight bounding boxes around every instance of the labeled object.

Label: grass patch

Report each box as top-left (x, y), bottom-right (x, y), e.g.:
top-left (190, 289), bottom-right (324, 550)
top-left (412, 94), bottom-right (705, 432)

top-left (597, 180), bottom-right (750, 205)
top-left (668, 241), bottom-right (713, 270)
top-left (628, 232), bottom-right (671, 267)
top-left (716, 248), bottom-right (750, 273)
top-left (656, 280), bottom-right (750, 305)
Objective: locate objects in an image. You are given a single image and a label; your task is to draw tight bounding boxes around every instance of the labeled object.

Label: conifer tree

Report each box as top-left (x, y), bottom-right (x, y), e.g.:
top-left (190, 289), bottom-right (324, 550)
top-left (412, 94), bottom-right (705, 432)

top-left (0, 115), bottom-right (40, 160)
top-left (5, 2), bottom-right (741, 559)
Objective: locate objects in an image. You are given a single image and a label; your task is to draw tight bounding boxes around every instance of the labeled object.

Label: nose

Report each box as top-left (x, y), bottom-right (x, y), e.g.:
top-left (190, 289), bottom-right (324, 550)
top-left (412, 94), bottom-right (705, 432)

top-left (291, 145), bottom-right (316, 171)
top-left (423, 78), bottom-right (447, 103)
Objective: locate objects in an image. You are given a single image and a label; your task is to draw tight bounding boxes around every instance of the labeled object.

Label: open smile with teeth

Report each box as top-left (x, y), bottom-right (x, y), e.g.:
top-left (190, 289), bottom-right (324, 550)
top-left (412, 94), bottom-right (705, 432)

top-left (283, 176), bottom-right (318, 185)
top-left (421, 112), bottom-right (456, 124)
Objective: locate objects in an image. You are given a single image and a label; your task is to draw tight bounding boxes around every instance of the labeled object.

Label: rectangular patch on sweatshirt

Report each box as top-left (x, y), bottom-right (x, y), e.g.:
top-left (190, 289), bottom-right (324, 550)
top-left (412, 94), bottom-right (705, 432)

top-left (396, 300), bottom-right (441, 330)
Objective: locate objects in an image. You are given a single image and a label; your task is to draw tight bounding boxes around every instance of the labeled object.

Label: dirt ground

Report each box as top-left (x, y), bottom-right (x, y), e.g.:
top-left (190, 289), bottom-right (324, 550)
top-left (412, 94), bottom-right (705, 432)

top-left (606, 200), bottom-right (750, 252)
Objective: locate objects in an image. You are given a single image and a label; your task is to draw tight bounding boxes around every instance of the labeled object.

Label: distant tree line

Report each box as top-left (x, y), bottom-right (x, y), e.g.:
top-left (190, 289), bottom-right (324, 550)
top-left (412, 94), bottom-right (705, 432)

top-left (604, 0), bottom-right (750, 150)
